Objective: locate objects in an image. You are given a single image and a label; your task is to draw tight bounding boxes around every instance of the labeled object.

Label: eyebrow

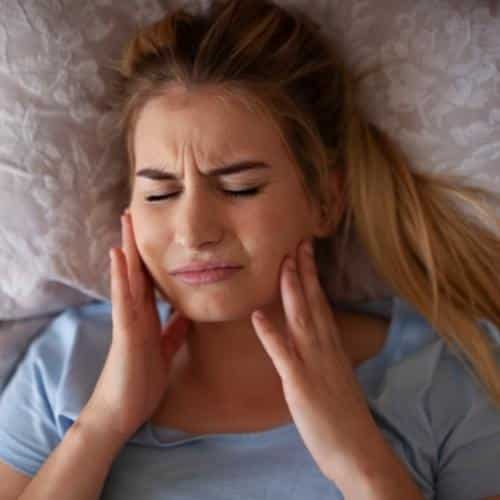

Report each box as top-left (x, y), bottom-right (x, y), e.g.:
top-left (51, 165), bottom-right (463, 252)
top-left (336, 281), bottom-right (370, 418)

top-left (135, 161), bottom-right (271, 180)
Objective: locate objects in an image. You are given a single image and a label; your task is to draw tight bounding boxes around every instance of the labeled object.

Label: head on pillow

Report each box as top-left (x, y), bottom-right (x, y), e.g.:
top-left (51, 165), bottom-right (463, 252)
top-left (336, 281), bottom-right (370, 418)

top-left (108, 0), bottom-right (500, 406)
top-left (110, 0), bottom-right (349, 321)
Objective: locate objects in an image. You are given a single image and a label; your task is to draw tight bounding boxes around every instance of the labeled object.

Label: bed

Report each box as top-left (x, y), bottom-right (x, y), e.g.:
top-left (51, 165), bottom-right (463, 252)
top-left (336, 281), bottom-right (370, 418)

top-left (1, 0), bottom-right (499, 393)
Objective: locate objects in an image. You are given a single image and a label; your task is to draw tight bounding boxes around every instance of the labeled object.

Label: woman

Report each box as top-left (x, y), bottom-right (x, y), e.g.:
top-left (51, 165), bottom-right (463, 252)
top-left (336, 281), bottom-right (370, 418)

top-left (1, 1), bottom-right (499, 499)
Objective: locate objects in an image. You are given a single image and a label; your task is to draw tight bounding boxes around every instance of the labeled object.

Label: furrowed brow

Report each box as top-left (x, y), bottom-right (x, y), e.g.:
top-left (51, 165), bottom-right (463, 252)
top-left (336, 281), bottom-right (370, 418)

top-left (135, 161), bottom-right (271, 180)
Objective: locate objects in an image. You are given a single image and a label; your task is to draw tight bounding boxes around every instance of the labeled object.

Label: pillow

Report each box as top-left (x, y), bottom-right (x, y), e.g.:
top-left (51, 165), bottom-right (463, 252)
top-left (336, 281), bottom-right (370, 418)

top-left (320, 0), bottom-right (500, 301)
top-left (0, 0), bottom-right (177, 321)
top-left (1, 0), bottom-right (499, 323)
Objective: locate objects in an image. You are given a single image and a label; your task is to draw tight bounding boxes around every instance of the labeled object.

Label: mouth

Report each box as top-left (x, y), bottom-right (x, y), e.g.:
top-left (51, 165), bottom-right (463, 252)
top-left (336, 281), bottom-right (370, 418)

top-left (171, 263), bottom-right (242, 273)
top-left (173, 267), bottom-right (242, 285)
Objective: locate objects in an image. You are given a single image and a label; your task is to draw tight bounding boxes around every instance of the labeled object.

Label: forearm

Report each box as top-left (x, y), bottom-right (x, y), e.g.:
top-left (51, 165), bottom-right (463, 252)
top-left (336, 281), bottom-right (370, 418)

top-left (330, 427), bottom-right (424, 500)
top-left (347, 452), bottom-right (425, 500)
top-left (19, 407), bottom-right (126, 500)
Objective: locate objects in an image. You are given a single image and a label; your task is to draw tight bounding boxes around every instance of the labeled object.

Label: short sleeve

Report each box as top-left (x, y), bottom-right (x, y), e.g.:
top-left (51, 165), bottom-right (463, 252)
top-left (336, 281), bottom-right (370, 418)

top-left (432, 319), bottom-right (500, 500)
top-left (0, 316), bottom-right (65, 477)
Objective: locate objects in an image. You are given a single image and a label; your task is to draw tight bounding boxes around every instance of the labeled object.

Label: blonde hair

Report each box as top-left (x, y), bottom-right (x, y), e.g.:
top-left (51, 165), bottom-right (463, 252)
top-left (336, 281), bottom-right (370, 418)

top-left (107, 0), bottom-right (500, 407)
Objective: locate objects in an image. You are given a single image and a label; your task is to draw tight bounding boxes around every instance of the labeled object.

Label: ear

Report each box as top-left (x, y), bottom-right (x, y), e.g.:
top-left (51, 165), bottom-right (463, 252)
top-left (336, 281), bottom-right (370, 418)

top-left (313, 168), bottom-right (345, 238)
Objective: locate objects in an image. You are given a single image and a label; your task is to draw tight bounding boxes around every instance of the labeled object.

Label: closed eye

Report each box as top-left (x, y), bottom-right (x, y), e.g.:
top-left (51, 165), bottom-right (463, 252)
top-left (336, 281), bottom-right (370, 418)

top-left (145, 187), bottom-right (262, 203)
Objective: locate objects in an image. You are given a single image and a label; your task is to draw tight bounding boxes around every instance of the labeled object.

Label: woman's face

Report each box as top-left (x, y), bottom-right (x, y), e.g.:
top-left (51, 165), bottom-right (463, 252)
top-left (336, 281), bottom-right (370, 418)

top-left (129, 84), bottom-right (334, 322)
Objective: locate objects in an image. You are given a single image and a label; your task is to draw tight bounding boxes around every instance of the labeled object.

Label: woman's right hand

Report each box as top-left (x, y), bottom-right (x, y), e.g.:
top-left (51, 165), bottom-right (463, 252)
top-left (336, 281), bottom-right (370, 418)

top-left (84, 210), bottom-right (190, 442)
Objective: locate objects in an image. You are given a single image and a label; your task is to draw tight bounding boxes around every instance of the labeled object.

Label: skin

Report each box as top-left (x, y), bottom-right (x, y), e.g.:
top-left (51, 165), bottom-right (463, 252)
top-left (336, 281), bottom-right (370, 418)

top-left (127, 83), bottom-right (387, 423)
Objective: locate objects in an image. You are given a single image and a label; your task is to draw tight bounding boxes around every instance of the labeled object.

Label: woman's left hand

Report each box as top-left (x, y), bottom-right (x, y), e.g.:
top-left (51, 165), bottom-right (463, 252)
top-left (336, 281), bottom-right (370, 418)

top-left (251, 237), bottom-right (384, 483)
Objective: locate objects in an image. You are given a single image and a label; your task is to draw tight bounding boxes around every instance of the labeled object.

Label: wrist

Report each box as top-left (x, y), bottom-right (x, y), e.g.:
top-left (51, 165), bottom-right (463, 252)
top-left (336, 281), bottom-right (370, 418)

top-left (76, 405), bottom-right (129, 454)
top-left (328, 435), bottom-right (424, 500)
top-left (334, 467), bottom-right (424, 500)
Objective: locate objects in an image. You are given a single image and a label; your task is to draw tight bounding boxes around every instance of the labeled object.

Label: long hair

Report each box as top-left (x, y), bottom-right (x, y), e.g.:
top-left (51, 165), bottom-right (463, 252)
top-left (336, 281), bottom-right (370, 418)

top-left (106, 0), bottom-right (500, 407)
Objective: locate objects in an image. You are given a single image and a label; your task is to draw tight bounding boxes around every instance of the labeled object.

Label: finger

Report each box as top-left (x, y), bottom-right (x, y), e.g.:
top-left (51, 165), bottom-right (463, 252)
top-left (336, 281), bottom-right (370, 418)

top-left (252, 311), bottom-right (298, 381)
top-left (164, 322), bottom-right (188, 353)
top-left (162, 313), bottom-right (189, 360)
top-left (110, 247), bottom-right (134, 333)
top-left (297, 239), bottom-right (341, 350)
top-left (281, 252), bottom-right (320, 363)
top-left (162, 310), bottom-right (188, 339)
top-left (121, 212), bottom-right (148, 303)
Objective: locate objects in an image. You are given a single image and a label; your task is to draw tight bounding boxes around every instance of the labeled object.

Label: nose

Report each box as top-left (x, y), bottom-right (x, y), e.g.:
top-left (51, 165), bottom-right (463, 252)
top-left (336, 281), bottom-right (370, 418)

top-left (173, 184), bottom-right (224, 250)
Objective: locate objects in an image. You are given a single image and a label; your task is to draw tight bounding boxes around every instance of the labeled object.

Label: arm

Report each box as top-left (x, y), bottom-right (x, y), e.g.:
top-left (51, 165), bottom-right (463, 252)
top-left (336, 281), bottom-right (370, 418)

top-left (352, 457), bottom-right (426, 500)
top-left (331, 427), bottom-right (425, 500)
top-left (18, 407), bottom-right (127, 500)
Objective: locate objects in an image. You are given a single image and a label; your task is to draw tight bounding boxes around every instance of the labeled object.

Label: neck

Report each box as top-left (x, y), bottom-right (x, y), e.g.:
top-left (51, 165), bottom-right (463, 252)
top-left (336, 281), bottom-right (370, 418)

top-left (170, 305), bottom-right (357, 408)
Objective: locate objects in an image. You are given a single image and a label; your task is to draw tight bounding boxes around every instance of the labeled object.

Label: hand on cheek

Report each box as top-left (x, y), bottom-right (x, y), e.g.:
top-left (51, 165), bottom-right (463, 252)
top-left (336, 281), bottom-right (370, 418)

top-left (251, 238), bottom-right (380, 483)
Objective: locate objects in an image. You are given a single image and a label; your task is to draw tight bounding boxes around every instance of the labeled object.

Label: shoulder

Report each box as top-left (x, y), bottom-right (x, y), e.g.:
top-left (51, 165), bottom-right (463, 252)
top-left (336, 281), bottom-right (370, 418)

top-left (29, 298), bottom-right (172, 360)
top-left (26, 301), bottom-right (113, 375)
top-left (369, 299), bottom-right (500, 458)
top-left (373, 298), bottom-right (500, 416)
top-left (25, 299), bottom-right (173, 425)
top-left (426, 317), bottom-right (500, 439)
top-left (5, 301), bottom-right (116, 432)
top-left (365, 300), bottom-right (500, 498)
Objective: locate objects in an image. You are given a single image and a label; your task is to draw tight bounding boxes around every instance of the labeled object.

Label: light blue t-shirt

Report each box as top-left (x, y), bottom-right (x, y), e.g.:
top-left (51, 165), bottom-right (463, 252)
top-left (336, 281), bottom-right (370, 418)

top-left (0, 296), bottom-right (499, 500)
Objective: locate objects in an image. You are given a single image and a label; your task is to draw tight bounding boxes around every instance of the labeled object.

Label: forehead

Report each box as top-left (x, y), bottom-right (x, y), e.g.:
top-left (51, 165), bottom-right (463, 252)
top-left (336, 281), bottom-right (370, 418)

top-left (133, 85), bottom-right (291, 166)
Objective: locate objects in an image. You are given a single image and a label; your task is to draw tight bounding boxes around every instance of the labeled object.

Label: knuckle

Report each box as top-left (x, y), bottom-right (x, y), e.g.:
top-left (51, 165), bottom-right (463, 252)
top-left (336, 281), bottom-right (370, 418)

top-left (292, 312), bottom-right (309, 332)
top-left (303, 332), bottom-right (319, 348)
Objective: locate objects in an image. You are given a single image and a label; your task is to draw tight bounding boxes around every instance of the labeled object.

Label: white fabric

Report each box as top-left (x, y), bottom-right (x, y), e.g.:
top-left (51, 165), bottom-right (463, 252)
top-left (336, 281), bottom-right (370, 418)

top-left (1, 0), bottom-right (499, 385)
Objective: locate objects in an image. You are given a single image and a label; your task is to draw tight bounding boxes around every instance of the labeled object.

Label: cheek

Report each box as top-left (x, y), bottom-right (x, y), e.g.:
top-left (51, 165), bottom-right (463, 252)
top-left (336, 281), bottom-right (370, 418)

top-left (140, 237), bottom-right (167, 270)
top-left (133, 225), bottom-right (166, 270)
top-left (246, 225), bottom-right (296, 282)
top-left (252, 202), bottom-right (308, 255)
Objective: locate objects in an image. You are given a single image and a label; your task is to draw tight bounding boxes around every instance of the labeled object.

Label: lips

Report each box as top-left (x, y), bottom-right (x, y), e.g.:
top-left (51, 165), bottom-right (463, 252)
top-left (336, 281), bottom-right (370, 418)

top-left (173, 267), bottom-right (242, 284)
top-left (170, 262), bottom-right (242, 274)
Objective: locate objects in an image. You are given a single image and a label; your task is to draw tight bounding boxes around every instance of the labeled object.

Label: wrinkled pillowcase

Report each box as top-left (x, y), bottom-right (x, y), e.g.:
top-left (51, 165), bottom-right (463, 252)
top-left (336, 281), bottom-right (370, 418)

top-left (0, 0), bottom-right (498, 324)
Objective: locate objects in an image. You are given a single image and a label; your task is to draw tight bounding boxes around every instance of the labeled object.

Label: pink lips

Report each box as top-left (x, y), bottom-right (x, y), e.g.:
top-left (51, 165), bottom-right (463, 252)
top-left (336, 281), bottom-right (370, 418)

top-left (174, 267), bottom-right (242, 285)
top-left (171, 262), bottom-right (241, 273)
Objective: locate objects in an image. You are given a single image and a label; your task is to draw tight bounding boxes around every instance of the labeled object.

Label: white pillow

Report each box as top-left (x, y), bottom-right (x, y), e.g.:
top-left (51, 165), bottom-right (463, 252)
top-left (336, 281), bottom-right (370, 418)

top-left (0, 0), bottom-right (176, 320)
top-left (0, 0), bottom-right (499, 325)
